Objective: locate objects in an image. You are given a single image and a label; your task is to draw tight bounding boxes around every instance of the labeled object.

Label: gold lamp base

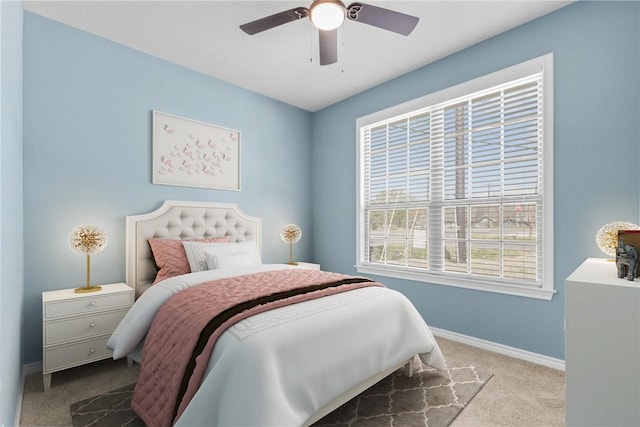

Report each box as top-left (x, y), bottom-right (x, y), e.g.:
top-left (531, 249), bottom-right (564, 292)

top-left (286, 243), bottom-right (299, 266)
top-left (74, 254), bottom-right (102, 293)
top-left (74, 285), bottom-right (102, 293)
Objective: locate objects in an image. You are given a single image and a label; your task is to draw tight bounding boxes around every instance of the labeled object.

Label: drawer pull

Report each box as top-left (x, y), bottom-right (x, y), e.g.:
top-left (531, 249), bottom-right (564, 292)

top-left (90, 348), bottom-right (96, 353)
top-left (89, 302), bottom-right (96, 307)
top-left (89, 323), bottom-right (96, 328)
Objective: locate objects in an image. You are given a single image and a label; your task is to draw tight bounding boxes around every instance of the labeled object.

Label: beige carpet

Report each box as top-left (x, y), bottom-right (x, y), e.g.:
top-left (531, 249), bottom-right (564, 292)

top-left (19, 337), bottom-right (565, 426)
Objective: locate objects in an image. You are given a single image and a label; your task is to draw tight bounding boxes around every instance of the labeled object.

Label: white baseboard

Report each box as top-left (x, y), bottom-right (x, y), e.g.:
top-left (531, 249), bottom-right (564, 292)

top-left (14, 385), bottom-right (21, 427)
top-left (15, 361), bottom-right (42, 426)
top-left (22, 361), bottom-right (42, 376)
top-left (431, 327), bottom-right (565, 372)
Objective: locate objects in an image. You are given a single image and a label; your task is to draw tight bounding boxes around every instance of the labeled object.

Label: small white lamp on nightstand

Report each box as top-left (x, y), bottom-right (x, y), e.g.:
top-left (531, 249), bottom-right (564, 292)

top-left (280, 224), bottom-right (302, 265)
top-left (68, 224), bottom-right (107, 293)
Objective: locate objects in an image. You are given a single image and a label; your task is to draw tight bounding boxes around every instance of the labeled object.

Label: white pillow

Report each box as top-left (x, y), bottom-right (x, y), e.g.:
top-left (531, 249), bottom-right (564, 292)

top-left (206, 251), bottom-right (255, 270)
top-left (202, 241), bottom-right (262, 270)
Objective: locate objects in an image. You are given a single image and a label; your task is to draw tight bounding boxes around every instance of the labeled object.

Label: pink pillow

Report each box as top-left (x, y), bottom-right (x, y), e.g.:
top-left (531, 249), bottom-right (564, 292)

top-left (148, 236), bottom-right (231, 284)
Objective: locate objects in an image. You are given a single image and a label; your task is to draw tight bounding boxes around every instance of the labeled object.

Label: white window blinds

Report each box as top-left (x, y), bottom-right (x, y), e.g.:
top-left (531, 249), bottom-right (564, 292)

top-left (357, 54), bottom-right (553, 299)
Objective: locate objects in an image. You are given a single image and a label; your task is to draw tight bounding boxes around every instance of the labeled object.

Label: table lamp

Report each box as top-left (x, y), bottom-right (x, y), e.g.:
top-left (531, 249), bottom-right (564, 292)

top-left (280, 224), bottom-right (302, 265)
top-left (69, 225), bottom-right (107, 293)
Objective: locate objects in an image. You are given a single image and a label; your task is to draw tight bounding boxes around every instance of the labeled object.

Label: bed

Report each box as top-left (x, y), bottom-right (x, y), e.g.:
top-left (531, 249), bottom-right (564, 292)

top-left (107, 200), bottom-right (445, 427)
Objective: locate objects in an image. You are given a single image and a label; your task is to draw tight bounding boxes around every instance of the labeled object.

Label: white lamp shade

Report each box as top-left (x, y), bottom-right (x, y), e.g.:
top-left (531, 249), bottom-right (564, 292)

top-left (310, 0), bottom-right (345, 30)
top-left (280, 224), bottom-right (302, 244)
top-left (69, 225), bottom-right (108, 255)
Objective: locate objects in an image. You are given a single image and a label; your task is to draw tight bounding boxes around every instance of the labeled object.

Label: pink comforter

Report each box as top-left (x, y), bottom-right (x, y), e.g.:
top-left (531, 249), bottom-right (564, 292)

top-left (131, 268), bottom-right (383, 427)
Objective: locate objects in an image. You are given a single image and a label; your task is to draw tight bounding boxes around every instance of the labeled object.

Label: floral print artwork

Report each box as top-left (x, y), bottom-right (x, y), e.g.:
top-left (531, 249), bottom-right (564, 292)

top-left (153, 111), bottom-right (240, 190)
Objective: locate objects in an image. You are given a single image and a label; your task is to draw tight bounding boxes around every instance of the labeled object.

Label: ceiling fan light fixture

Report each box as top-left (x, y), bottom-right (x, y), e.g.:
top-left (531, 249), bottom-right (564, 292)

top-left (310, 0), bottom-right (345, 31)
top-left (239, 1), bottom-right (420, 67)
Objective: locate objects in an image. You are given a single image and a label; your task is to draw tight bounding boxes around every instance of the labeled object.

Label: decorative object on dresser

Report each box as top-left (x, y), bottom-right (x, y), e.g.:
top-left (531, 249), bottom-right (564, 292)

top-left (616, 229), bottom-right (640, 281)
top-left (68, 224), bottom-right (108, 293)
top-left (615, 244), bottom-right (638, 281)
top-left (617, 229), bottom-right (640, 250)
top-left (42, 283), bottom-right (134, 391)
top-left (152, 110), bottom-right (240, 191)
top-left (280, 223), bottom-right (302, 265)
top-left (565, 258), bottom-right (640, 426)
top-left (595, 221), bottom-right (640, 259)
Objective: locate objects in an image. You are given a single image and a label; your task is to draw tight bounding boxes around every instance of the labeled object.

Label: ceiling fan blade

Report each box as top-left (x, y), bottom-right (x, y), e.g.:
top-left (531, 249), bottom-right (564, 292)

top-left (319, 29), bottom-right (338, 65)
top-left (346, 2), bottom-right (418, 36)
top-left (240, 7), bottom-right (309, 35)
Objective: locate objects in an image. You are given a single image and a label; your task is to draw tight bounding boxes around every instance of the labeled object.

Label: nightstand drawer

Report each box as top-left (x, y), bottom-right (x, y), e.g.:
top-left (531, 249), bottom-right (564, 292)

top-left (44, 335), bottom-right (112, 374)
top-left (44, 292), bottom-right (132, 319)
top-left (44, 309), bottom-right (128, 346)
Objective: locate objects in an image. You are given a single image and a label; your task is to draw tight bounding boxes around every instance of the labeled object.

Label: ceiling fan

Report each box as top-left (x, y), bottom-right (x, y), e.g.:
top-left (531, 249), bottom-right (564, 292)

top-left (239, 0), bottom-right (419, 66)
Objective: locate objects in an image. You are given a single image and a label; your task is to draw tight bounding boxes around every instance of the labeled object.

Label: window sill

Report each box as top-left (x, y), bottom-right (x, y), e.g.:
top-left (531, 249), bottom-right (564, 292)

top-left (356, 264), bottom-right (555, 300)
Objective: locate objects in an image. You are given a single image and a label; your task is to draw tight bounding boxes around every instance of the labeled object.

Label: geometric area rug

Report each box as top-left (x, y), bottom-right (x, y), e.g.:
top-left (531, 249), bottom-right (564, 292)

top-left (70, 358), bottom-right (492, 427)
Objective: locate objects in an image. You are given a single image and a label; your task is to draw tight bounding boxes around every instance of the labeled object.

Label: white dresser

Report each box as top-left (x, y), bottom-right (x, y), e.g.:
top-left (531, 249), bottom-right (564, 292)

top-left (42, 282), bottom-right (134, 391)
top-left (565, 258), bottom-right (640, 426)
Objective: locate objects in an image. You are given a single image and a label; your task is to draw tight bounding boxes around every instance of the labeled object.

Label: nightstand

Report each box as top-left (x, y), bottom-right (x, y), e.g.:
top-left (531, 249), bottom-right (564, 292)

top-left (294, 262), bottom-right (321, 270)
top-left (42, 282), bottom-right (134, 391)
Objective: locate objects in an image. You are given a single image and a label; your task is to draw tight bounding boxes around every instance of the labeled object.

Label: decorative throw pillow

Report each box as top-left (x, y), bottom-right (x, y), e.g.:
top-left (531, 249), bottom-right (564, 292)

top-left (205, 250), bottom-right (256, 270)
top-left (182, 240), bottom-right (261, 272)
top-left (148, 236), bottom-right (230, 284)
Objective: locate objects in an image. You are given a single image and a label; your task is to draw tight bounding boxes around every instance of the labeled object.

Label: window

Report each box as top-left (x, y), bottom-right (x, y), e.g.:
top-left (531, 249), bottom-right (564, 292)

top-left (356, 54), bottom-right (554, 300)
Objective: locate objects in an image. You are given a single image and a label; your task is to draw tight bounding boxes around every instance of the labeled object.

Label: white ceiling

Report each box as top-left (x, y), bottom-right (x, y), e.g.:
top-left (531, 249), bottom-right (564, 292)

top-left (24, 0), bottom-right (572, 112)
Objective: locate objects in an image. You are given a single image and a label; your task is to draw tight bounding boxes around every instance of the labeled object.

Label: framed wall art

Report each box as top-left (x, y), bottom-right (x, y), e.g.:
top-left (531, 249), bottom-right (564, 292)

top-left (152, 111), bottom-right (240, 191)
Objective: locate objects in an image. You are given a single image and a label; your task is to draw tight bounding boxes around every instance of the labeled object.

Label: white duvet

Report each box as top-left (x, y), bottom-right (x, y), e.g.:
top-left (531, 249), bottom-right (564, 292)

top-left (108, 264), bottom-right (445, 426)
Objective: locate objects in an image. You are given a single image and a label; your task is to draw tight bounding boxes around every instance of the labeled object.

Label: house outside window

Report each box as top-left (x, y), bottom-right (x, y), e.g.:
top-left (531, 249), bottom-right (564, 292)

top-left (356, 54), bottom-right (554, 300)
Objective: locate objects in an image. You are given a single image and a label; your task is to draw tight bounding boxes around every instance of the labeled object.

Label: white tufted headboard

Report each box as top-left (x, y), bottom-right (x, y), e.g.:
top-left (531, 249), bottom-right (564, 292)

top-left (125, 200), bottom-right (261, 297)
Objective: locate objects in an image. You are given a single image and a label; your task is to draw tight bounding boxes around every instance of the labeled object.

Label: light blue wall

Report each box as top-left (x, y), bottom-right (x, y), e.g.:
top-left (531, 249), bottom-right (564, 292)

top-left (22, 12), bottom-right (313, 364)
top-left (1, 1), bottom-right (24, 425)
top-left (311, 1), bottom-right (640, 360)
